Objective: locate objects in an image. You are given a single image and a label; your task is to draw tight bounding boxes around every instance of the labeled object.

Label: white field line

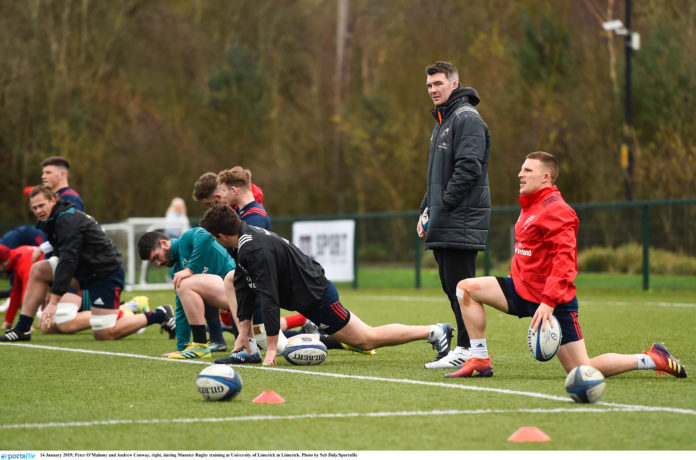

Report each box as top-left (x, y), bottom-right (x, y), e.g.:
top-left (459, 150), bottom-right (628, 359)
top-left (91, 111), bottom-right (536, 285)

top-left (2, 342), bottom-right (695, 427)
top-left (352, 295), bottom-right (696, 308)
top-left (2, 406), bottom-right (690, 431)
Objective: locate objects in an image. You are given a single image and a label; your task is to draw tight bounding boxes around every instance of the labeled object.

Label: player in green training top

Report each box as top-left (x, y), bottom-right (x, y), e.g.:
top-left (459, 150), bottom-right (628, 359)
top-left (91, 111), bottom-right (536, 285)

top-left (137, 227), bottom-right (237, 359)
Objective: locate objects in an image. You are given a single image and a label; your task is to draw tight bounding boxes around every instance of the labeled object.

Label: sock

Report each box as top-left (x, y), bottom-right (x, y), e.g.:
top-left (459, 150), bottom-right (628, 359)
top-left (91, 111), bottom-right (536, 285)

top-left (145, 308), bottom-right (165, 325)
top-left (16, 314), bottom-right (34, 333)
top-left (319, 334), bottom-right (344, 350)
top-left (428, 325), bottom-right (438, 342)
top-left (191, 325), bottom-right (208, 344)
top-left (636, 353), bottom-right (656, 370)
top-left (470, 338), bottom-right (488, 359)
top-left (284, 313), bottom-right (307, 329)
top-left (248, 337), bottom-right (259, 354)
top-left (204, 305), bottom-right (224, 344)
top-left (219, 310), bottom-right (233, 327)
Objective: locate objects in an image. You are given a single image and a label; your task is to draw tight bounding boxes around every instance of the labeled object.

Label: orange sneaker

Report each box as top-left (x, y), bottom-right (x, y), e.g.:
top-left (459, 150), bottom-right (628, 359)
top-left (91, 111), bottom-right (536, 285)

top-left (643, 342), bottom-right (687, 378)
top-left (445, 356), bottom-right (493, 378)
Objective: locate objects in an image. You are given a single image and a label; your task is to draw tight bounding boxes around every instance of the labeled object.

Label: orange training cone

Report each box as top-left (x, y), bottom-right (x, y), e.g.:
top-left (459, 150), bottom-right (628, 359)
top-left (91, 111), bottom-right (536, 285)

top-left (253, 390), bottom-right (286, 404)
top-left (507, 426), bottom-right (551, 442)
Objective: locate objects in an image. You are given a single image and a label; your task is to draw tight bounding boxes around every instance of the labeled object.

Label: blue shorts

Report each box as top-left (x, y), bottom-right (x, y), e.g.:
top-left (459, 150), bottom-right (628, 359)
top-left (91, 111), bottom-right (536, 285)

top-left (496, 277), bottom-right (583, 345)
top-left (301, 281), bottom-right (351, 335)
top-left (84, 267), bottom-right (125, 310)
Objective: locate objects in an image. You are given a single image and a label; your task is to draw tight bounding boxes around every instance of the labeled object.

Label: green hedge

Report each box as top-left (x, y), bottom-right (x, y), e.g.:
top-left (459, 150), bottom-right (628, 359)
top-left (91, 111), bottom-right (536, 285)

top-left (577, 243), bottom-right (696, 275)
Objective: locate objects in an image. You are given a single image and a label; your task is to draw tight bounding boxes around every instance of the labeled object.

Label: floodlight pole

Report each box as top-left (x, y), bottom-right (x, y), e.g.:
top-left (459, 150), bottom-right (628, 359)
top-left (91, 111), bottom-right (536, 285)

top-left (623, 0), bottom-right (634, 201)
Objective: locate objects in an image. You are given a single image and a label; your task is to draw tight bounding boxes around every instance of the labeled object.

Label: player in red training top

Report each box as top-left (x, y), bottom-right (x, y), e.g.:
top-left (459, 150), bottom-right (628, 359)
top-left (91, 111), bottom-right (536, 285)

top-left (445, 151), bottom-right (687, 380)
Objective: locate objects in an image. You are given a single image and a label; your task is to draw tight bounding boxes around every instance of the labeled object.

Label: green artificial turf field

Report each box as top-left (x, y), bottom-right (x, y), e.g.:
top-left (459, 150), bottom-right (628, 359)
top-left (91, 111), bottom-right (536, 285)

top-left (1, 287), bottom-right (694, 451)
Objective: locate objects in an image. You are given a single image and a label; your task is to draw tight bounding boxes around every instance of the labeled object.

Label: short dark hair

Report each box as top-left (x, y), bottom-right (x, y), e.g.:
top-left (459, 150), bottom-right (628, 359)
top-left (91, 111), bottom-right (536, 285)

top-left (526, 151), bottom-right (559, 183)
top-left (200, 203), bottom-right (241, 238)
top-left (29, 185), bottom-right (55, 201)
top-left (137, 231), bottom-right (169, 261)
top-left (192, 172), bottom-right (219, 201)
top-left (425, 61), bottom-right (459, 82)
top-left (41, 156), bottom-right (71, 170)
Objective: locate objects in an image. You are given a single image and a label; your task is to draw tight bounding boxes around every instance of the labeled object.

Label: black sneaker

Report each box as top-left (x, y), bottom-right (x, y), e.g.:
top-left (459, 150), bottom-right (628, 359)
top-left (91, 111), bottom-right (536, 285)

top-left (299, 320), bottom-right (320, 335)
top-left (157, 305), bottom-right (176, 339)
top-left (0, 327), bottom-right (31, 342)
top-left (214, 350), bottom-right (262, 365)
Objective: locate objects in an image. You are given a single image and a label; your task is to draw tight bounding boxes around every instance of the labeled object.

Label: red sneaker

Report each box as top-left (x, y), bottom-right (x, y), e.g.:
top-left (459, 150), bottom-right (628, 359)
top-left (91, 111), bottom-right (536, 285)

top-left (445, 356), bottom-right (493, 378)
top-left (643, 342), bottom-right (687, 378)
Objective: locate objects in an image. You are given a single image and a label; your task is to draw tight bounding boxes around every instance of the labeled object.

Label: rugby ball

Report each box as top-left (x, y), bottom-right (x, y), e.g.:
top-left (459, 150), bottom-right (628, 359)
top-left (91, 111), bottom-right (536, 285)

top-left (564, 365), bottom-right (606, 403)
top-left (196, 364), bottom-right (243, 401)
top-left (283, 335), bottom-right (328, 365)
top-left (527, 315), bottom-right (562, 362)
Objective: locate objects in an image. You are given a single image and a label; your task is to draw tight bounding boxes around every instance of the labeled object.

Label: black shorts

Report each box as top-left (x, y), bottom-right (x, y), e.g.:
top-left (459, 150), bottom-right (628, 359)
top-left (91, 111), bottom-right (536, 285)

top-left (301, 281), bottom-right (351, 335)
top-left (84, 267), bottom-right (125, 310)
top-left (496, 276), bottom-right (583, 345)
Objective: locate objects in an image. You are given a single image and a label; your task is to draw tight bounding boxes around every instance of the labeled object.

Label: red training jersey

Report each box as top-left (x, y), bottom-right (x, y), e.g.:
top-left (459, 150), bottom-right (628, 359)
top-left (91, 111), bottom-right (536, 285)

top-left (5, 246), bottom-right (43, 323)
top-left (510, 185), bottom-right (578, 308)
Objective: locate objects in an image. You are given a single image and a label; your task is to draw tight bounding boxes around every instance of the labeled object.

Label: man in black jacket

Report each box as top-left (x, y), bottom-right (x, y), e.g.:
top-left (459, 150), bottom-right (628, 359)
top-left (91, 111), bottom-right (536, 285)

top-left (417, 61), bottom-right (491, 369)
top-left (0, 186), bottom-right (175, 342)
top-left (200, 204), bottom-right (453, 366)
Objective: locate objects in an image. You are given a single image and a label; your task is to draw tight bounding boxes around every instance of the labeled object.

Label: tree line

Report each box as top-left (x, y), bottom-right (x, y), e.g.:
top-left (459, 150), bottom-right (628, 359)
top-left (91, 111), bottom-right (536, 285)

top-left (1, 0), bottom-right (694, 223)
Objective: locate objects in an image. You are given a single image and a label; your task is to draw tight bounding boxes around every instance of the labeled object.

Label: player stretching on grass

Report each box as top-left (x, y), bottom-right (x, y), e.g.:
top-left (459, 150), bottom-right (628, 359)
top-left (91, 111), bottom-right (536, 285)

top-left (446, 151), bottom-right (687, 379)
top-left (200, 203), bottom-right (454, 366)
top-left (0, 186), bottom-right (175, 342)
top-left (138, 228), bottom-right (237, 359)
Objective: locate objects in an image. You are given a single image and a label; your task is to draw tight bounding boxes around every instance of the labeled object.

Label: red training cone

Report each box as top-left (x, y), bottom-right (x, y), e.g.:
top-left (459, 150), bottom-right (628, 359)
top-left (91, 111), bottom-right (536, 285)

top-left (253, 390), bottom-right (286, 404)
top-left (507, 426), bottom-right (551, 442)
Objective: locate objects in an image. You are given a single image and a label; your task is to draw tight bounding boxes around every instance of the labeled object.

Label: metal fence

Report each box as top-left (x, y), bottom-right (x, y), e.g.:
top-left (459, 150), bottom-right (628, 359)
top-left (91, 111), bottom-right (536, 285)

top-left (272, 198), bottom-right (696, 290)
top-left (2, 198), bottom-right (694, 291)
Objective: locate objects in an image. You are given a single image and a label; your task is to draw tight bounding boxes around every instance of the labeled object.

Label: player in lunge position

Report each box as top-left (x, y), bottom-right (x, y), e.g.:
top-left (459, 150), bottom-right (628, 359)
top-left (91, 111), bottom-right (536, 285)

top-left (200, 203), bottom-right (454, 366)
top-left (446, 152), bottom-right (687, 379)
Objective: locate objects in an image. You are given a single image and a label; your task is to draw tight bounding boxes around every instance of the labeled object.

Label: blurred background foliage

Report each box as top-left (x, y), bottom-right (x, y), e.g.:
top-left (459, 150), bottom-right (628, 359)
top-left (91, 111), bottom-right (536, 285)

top-left (1, 0), bottom-right (694, 223)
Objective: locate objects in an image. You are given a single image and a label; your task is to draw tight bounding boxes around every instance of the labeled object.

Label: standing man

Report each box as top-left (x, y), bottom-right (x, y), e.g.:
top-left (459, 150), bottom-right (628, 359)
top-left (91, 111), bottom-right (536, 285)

top-left (40, 156), bottom-right (84, 211)
top-left (200, 204), bottom-right (453, 367)
top-left (418, 61), bottom-right (491, 369)
top-left (0, 186), bottom-right (175, 342)
top-left (447, 152), bottom-right (686, 379)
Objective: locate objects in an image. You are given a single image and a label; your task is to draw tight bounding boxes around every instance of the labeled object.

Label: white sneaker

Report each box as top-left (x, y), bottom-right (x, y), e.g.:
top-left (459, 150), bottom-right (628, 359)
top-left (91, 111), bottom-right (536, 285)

top-left (424, 346), bottom-right (471, 369)
top-left (0, 298), bottom-right (9, 312)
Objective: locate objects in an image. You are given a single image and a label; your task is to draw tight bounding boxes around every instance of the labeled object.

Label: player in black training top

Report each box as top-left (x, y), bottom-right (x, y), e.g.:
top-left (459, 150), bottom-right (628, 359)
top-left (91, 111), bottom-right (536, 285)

top-left (200, 203), bottom-right (454, 366)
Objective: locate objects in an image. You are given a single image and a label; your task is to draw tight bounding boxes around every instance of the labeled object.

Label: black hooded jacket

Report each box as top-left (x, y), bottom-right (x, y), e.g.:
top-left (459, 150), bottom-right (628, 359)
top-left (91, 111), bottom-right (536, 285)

top-left (37, 199), bottom-right (122, 296)
top-left (420, 86), bottom-right (491, 251)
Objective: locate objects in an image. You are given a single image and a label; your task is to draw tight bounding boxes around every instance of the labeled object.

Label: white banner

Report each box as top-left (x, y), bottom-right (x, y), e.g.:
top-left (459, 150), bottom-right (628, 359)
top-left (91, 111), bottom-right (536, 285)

top-left (292, 219), bottom-right (355, 282)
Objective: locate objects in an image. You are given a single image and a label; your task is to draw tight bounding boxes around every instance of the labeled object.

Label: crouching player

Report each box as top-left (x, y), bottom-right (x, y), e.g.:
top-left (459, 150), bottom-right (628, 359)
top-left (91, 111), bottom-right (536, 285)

top-left (138, 228), bottom-right (243, 359)
top-left (200, 203), bottom-right (454, 366)
top-left (0, 186), bottom-right (175, 342)
top-left (447, 152), bottom-right (687, 379)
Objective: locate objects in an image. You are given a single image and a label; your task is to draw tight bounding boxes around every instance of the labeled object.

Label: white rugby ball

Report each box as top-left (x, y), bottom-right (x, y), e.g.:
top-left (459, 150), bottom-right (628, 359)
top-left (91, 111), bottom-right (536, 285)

top-left (527, 315), bottom-right (562, 362)
top-left (196, 364), bottom-right (243, 401)
top-left (283, 335), bottom-right (328, 365)
top-left (564, 365), bottom-right (606, 403)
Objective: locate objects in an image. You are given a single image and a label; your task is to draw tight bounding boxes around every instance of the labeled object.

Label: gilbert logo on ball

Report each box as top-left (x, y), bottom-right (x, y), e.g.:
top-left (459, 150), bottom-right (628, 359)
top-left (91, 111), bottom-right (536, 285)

top-left (196, 364), bottom-right (243, 401)
top-left (283, 335), bottom-right (328, 365)
top-left (527, 316), bottom-right (562, 362)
